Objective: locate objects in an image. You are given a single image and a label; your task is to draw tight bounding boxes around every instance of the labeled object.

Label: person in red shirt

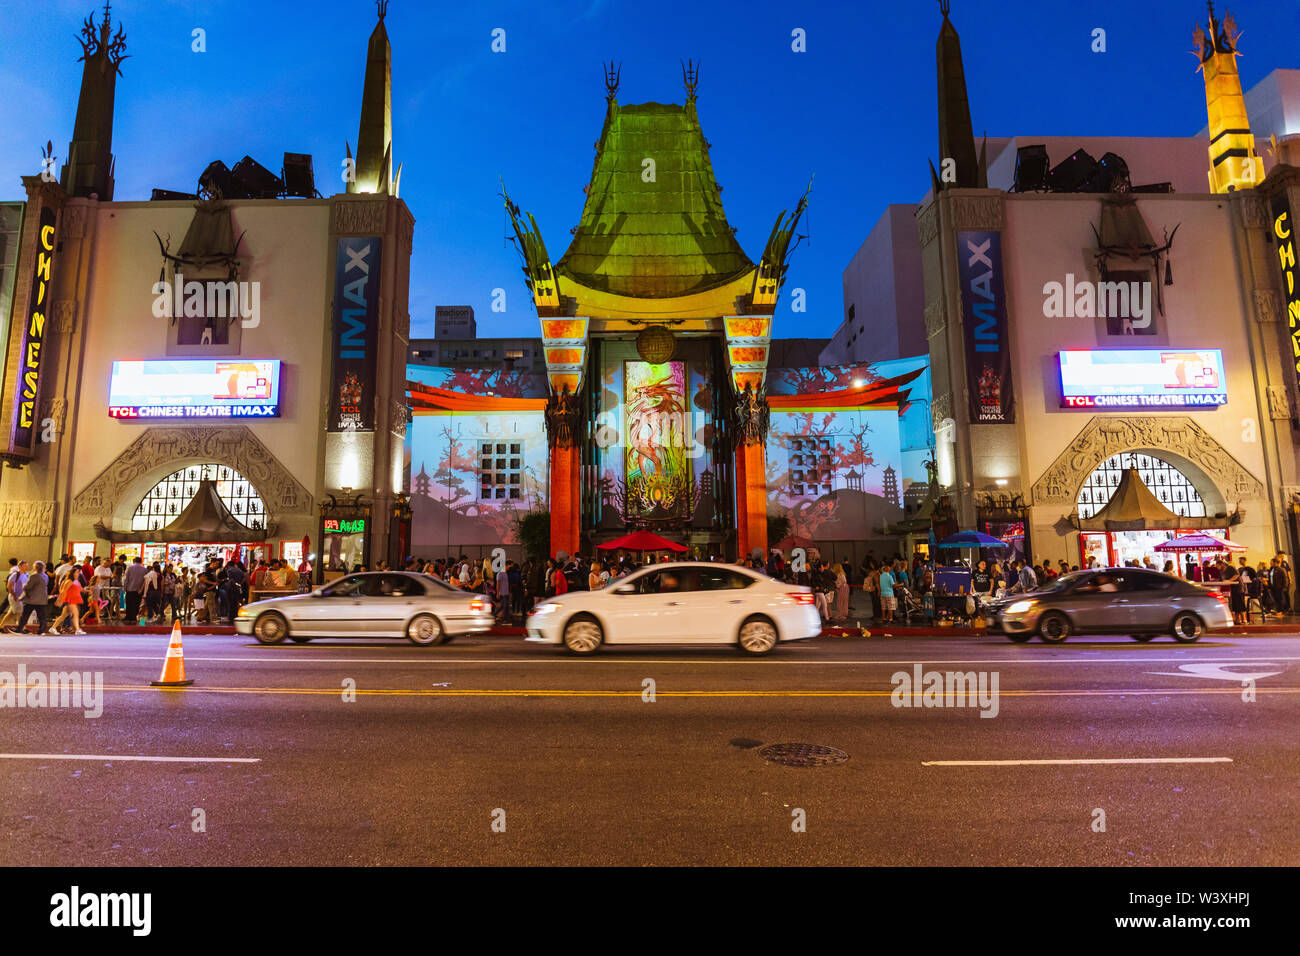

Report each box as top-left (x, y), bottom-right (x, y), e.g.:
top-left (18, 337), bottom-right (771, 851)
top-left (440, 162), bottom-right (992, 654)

top-left (50, 573), bottom-right (86, 634)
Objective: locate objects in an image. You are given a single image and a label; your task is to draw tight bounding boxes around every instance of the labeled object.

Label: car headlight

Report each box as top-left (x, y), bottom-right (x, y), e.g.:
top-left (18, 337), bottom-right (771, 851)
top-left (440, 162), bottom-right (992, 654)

top-left (1006, 600), bottom-right (1035, 614)
top-left (236, 606), bottom-right (252, 617)
top-left (531, 603), bottom-right (559, 616)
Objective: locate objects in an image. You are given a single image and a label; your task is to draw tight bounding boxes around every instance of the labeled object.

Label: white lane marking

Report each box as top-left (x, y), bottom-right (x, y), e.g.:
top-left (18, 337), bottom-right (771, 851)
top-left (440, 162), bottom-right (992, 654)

top-left (1148, 663), bottom-right (1285, 681)
top-left (0, 753), bottom-right (261, 764)
top-left (0, 653), bottom-right (1297, 666)
top-left (922, 757), bottom-right (1233, 767)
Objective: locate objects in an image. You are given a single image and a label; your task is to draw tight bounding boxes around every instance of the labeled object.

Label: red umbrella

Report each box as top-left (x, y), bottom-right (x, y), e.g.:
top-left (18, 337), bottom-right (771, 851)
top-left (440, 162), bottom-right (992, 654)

top-left (300, 534), bottom-right (312, 567)
top-left (775, 535), bottom-right (815, 551)
top-left (597, 531), bottom-right (689, 552)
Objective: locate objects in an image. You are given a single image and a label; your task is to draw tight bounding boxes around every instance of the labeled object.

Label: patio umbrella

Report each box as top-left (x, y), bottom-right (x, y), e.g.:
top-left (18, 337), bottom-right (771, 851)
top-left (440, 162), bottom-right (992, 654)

top-left (935, 531), bottom-right (1009, 549)
top-left (596, 531), bottom-right (688, 552)
top-left (1153, 533), bottom-right (1245, 553)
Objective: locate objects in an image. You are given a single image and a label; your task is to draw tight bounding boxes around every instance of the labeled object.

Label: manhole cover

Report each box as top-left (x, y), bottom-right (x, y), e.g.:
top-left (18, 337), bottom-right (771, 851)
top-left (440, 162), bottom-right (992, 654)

top-left (757, 743), bottom-right (849, 767)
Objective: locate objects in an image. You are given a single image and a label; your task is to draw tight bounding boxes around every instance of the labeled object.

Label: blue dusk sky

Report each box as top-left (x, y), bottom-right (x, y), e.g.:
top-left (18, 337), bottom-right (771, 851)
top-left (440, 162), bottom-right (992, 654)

top-left (1, 0), bottom-right (1297, 341)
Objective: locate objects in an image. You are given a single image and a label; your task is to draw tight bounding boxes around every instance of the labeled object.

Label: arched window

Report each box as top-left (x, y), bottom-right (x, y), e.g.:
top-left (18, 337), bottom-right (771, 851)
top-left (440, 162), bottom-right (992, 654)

top-left (1076, 453), bottom-right (1205, 520)
top-left (132, 463), bottom-right (266, 532)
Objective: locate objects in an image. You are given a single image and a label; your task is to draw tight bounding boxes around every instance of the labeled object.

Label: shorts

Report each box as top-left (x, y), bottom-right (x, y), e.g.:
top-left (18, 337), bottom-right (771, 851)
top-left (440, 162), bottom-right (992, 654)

top-left (881, 595), bottom-right (897, 612)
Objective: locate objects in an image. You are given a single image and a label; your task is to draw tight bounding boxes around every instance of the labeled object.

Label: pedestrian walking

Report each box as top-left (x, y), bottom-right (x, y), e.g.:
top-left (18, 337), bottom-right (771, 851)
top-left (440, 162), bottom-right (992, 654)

top-left (2, 558), bottom-right (27, 633)
top-left (50, 572), bottom-right (87, 634)
top-left (123, 556), bottom-right (146, 625)
top-left (16, 561), bottom-right (51, 635)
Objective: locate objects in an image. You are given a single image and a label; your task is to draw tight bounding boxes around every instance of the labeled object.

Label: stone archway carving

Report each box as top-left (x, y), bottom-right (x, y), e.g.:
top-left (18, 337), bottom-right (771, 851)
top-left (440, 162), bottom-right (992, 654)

top-left (71, 426), bottom-right (314, 527)
top-left (1030, 416), bottom-right (1264, 508)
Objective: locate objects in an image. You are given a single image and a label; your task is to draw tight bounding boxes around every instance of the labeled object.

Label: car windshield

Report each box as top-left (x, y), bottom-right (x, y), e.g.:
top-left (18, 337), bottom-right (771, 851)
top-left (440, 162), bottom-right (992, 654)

top-left (319, 574), bottom-right (367, 597)
top-left (1036, 571), bottom-right (1088, 593)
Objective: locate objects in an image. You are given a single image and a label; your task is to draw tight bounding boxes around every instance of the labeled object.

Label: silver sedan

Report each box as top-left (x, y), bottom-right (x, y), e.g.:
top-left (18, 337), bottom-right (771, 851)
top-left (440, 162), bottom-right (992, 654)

top-left (235, 571), bottom-right (494, 646)
top-left (991, 568), bottom-right (1232, 643)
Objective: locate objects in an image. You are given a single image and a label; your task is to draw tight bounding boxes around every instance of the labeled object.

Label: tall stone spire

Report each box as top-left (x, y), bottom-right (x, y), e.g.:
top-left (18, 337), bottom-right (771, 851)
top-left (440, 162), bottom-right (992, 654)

top-left (348, 0), bottom-right (395, 195)
top-left (1194, 3), bottom-right (1264, 193)
top-left (933, 0), bottom-right (981, 191)
top-left (61, 2), bottom-right (127, 200)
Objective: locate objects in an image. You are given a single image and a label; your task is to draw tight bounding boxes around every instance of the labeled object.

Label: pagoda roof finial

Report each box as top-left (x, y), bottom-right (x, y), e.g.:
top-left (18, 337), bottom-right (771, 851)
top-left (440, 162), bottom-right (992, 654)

top-left (377, 0), bottom-right (389, 20)
top-left (603, 60), bottom-right (621, 102)
top-left (682, 59), bottom-right (699, 100)
top-left (939, 0), bottom-right (950, 19)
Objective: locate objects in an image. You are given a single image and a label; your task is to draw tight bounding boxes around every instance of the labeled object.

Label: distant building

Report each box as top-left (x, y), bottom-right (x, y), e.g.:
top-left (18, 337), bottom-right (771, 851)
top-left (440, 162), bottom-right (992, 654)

top-left (821, 205), bottom-right (926, 367)
top-left (409, 333), bottom-right (544, 373)
top-left (434, 305), bottom-right (476, 339)
top-left (766, 337), bottom-right (829, 369)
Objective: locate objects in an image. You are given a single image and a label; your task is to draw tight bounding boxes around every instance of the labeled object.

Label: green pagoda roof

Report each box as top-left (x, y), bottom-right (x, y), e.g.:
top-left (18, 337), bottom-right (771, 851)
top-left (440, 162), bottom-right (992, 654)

top-left (555, 100), bottom-right (755, 299)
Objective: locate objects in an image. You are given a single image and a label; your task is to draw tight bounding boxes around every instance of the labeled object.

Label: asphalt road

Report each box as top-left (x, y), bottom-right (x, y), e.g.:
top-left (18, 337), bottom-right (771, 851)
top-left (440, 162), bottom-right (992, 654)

top-left (1, 629), bottom-right (1297, 866)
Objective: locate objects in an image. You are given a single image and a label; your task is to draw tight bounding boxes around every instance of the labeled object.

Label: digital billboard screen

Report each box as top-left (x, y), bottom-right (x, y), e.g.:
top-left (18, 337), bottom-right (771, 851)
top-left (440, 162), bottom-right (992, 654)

top-left (1058, 349), bottom-right (1226, 409)
top-left (109, 360), bottom-right (282, 419)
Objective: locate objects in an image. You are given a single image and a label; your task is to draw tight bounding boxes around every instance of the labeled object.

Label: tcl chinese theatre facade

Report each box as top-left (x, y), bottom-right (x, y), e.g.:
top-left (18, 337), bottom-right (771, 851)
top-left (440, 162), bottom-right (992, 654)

top-left (406, 68), bottom-right (924, 560)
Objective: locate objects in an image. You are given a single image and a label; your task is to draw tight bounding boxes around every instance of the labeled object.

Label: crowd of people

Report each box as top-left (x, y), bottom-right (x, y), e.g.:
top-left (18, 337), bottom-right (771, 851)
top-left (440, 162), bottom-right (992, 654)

top-left (4, 546), bottom-right (1295, 634)
top-left (1, 553), bottom-right (313, 635)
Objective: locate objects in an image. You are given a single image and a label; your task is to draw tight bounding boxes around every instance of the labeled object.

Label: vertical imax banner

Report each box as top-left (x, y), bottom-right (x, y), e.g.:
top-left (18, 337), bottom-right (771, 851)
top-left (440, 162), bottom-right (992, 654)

top-left (957, 230), bottom-right (1015, 424)
top-left (328, 236), bottom-right (382, 431)
top-left (8, 205), bottom-right (56, 454)
top-left (1271, 193), bottom-right (1300, 424)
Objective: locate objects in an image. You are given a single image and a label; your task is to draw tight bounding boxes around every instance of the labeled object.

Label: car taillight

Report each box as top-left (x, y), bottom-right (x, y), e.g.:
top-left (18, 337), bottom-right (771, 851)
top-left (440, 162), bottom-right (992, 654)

top-left (788, 593), bottom-right (815, 606)
top-left (469, 598), bottom-right (485, 611)
top-left (1211, 590), bottom-right (1229, 606)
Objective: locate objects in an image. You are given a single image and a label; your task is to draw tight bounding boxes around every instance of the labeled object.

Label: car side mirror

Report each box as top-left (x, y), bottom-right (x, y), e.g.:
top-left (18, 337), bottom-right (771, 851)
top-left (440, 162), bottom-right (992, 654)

top-left (614, 584), bottom-right (636, 595)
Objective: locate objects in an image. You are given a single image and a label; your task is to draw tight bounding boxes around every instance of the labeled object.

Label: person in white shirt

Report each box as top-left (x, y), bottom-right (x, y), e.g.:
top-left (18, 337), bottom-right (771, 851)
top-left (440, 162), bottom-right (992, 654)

top-left (54, 556), bottom-right (75, 586)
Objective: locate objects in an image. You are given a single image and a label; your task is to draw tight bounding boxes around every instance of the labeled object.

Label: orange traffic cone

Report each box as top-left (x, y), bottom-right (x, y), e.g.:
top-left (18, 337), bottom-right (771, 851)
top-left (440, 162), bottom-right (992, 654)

top-left (151, 620), bottom-right (195, 687)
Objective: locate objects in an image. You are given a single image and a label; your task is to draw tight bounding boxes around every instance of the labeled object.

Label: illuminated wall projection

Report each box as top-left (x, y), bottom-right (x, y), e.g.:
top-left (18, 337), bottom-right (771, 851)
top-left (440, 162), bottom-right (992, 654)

top-left (592, 340), bottom-right (721, 531)
top-left (766, 356), bottom-right (930, 541)
top-left (405, 365), bottom-right (548, 550)
top-left (622, 360), bottom-right (690, 521)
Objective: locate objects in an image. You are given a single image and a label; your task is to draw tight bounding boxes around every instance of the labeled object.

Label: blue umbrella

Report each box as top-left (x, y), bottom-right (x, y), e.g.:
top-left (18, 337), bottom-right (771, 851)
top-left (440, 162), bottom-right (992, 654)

top-left (935, 531), bottom-right (1009, 549)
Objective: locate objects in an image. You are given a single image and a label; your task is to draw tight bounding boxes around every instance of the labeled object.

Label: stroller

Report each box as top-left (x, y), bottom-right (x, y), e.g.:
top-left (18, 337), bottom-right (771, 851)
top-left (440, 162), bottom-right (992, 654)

top-left (893, 583), bottom-right (925, 624)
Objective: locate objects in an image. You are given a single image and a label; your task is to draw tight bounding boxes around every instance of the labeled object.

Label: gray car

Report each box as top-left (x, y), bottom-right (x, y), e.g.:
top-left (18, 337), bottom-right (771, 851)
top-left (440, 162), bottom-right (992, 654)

top-left (989, 568), bottom-right (1232, 643)
top-left (235, 571), bottom-right (494, 646)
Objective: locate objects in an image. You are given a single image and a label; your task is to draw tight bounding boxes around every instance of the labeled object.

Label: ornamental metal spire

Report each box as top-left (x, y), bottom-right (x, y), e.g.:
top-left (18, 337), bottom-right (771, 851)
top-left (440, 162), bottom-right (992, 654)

top-left (348, 1), bottom-right (396, 195)
top-left (62, 3), bottom-right (127, 199)
top-left (1193, 3), bottom-right (1262, 192)
top-left (932, 0), bottom-right (979, 191)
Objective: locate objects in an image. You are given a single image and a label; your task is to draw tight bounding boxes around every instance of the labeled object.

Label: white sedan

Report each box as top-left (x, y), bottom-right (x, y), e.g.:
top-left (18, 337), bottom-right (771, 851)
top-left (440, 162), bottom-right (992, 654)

top-left (525, 562), bottom-right (821, 655)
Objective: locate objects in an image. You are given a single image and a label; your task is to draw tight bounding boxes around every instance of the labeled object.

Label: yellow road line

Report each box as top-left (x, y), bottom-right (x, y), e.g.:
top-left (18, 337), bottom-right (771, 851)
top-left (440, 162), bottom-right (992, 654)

top-left (32, 684), bottom-right (1300, 698)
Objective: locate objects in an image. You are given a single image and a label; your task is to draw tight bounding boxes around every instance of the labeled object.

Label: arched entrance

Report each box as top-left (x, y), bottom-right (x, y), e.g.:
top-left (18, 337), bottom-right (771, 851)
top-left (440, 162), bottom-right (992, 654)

top-left (1074, 452), bottom-right (1229, 568)
top-left (70, 425), bottom-right (314, 567)
top-left (1031, 416), bottom-right (1265, 568)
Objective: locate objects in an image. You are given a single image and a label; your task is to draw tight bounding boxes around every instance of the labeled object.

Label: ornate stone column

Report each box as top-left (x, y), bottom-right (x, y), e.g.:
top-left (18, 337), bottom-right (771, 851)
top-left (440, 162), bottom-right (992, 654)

top-left (545, 385), bottom-right (582, 557)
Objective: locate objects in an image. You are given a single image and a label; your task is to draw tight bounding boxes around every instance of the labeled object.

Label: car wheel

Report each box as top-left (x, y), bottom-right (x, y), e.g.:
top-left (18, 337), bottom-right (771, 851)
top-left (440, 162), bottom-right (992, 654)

top-left (407, 613), bottom-right (448, 646)
top-left (1006, 632), bottom-right (1032, 643)
top-left (289, 635), bottom-right (312, 644)
top-left (1171, 612), bottom-right (1203, 643)
top-left (738, 616), bottom-right (779, 655)
top-left (1038, 611), bottom-right (1070, 643)
top-left (1130, 633), bottom-right (1154, 643)
top-left (253, 612), bottom-right (288, 645)
top-left (562, 615), bottom-right (603, 654)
